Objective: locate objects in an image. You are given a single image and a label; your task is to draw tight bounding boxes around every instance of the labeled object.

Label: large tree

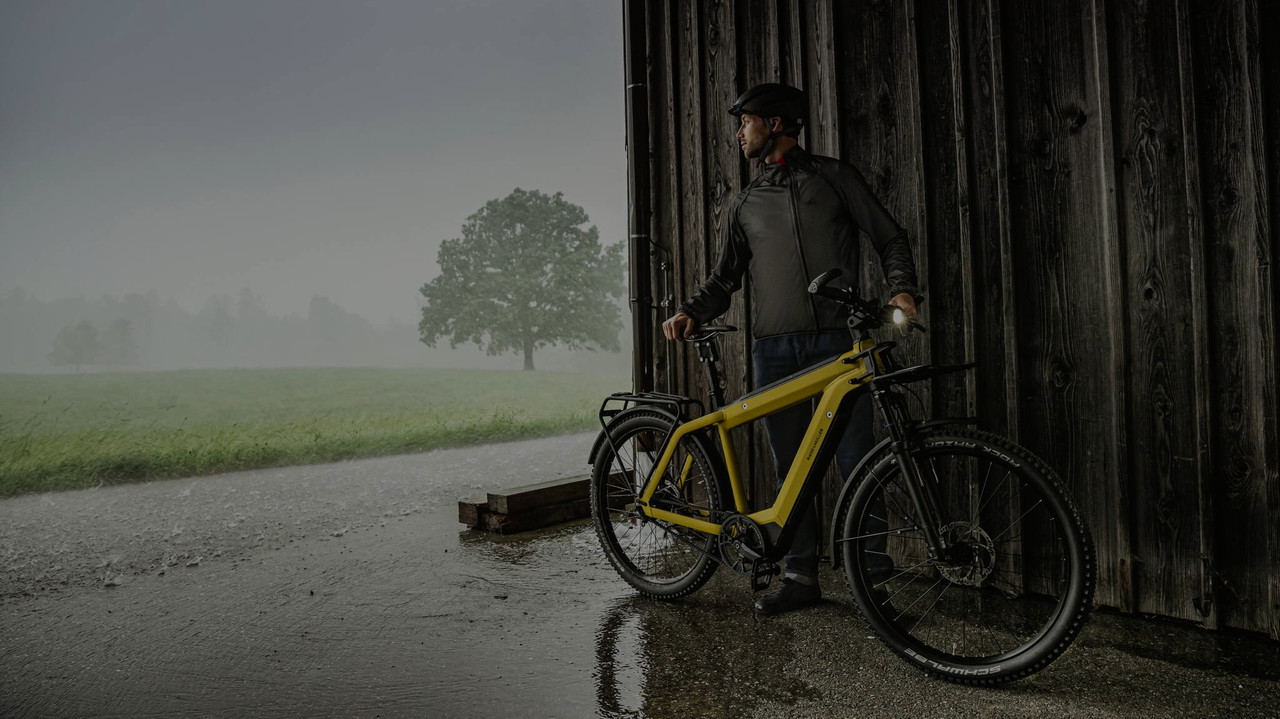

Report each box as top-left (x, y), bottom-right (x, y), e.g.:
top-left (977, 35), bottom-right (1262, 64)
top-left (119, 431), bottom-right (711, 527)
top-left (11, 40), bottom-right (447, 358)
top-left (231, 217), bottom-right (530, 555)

top-left (419, 188), bottom-right (625, 370)
top-left (48, 320), bottom-right (102, 371)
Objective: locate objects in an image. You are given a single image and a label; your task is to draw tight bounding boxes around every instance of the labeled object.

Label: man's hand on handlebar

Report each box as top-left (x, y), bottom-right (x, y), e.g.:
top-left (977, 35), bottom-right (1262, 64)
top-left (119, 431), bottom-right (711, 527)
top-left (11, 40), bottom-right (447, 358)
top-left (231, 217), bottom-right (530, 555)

top-left (662, 312), bottom-right (696, 341)
top-left (888, 292), bottom-right (917, 319)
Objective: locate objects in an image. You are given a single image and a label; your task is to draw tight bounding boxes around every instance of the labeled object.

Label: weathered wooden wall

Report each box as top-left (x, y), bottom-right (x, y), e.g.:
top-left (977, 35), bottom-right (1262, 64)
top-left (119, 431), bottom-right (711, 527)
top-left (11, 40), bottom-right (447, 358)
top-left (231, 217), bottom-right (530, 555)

top-left (627, 0), bottom-right (1278, 637)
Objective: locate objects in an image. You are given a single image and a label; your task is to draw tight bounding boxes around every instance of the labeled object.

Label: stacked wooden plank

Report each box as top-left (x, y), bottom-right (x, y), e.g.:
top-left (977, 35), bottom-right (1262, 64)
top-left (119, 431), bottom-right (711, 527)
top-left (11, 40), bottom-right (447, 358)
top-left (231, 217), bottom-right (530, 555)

top-left (458, 475), bottom-right (590, 534)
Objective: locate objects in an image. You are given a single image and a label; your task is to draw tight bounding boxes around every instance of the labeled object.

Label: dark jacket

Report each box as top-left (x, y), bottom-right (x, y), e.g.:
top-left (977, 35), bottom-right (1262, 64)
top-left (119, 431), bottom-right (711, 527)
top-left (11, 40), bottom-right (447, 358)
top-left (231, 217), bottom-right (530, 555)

top-left (678, 146), bottom-right (920, 339)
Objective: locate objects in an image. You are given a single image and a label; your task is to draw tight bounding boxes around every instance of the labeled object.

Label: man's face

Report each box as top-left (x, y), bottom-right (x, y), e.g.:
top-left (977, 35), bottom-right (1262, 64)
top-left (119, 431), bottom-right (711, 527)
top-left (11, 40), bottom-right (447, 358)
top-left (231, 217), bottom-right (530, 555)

top-left (736, 113), bottom-right (773, 159)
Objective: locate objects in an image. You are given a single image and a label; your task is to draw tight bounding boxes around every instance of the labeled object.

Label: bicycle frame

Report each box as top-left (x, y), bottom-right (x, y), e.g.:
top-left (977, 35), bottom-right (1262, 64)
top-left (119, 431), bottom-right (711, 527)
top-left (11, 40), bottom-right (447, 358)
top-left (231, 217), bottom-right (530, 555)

top-left (634, 336), bottom-right (881, 547)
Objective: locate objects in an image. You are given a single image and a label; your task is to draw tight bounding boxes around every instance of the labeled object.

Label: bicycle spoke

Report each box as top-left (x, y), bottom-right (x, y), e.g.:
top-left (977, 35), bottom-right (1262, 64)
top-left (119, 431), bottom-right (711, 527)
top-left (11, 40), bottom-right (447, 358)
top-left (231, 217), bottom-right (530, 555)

top-left (988, 498), bottom-right (1046, 544)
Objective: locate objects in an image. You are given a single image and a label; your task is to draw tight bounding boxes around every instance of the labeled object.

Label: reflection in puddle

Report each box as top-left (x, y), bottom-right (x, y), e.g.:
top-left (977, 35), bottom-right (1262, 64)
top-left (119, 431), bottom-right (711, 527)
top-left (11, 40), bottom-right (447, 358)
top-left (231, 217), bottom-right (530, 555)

top-left (592, 588), bottom-right (816, 719)
top-left (595, 599), bottom-right (647, 717)
top-left (455, 524), bottom-right (818, 717)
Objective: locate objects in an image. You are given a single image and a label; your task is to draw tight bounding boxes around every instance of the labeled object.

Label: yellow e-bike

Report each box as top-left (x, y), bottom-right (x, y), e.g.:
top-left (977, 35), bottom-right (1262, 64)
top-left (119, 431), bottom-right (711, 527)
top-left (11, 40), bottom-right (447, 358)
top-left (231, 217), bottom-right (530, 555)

top-left (588, 269), bottom-right (1095, 684)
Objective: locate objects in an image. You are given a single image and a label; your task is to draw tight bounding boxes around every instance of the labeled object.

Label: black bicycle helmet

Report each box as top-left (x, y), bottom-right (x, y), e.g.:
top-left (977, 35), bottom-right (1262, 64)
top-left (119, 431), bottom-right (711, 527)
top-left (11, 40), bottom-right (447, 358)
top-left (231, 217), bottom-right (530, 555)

top-left (728, 83), bottom-right (808, 137)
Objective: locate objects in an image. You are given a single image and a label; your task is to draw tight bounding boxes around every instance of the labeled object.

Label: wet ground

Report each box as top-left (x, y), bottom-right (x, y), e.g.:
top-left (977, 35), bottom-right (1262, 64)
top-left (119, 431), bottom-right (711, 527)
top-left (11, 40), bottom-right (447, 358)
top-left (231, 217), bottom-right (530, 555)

top-left (2, 432), bottom-right (1277, 718)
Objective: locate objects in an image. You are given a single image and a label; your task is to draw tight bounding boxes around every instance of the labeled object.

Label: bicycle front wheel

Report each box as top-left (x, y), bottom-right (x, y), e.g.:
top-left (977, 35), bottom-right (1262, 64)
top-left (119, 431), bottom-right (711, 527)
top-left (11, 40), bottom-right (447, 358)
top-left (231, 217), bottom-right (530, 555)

top-left (590, 411), bottom-right (725, 599)
top-left (837, 428), bottom-right (1094, 684)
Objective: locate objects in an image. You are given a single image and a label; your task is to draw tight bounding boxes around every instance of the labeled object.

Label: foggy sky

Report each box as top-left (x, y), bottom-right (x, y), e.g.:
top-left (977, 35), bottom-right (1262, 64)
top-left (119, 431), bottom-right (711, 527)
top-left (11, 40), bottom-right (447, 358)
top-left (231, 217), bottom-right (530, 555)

top-left (0, 0), bottom-right (626, 324)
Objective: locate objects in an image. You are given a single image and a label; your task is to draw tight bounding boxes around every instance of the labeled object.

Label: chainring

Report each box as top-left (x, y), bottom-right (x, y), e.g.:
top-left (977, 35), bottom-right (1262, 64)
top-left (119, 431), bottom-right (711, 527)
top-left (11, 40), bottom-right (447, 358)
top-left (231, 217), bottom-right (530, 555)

top-left (718, 514), bottom-right (767, 574)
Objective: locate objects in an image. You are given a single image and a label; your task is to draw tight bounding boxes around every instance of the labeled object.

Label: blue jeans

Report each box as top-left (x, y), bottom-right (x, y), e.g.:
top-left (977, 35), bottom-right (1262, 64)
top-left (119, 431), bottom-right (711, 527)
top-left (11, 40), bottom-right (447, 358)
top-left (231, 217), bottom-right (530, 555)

top-left (753, 332), bottom-right (874, 584)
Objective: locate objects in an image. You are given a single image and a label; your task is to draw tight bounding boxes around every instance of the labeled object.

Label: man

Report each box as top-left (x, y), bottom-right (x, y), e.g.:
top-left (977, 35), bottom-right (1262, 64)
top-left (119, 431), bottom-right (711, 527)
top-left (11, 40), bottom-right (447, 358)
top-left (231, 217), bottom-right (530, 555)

top-left (662, 83), bottom-right (921, 615)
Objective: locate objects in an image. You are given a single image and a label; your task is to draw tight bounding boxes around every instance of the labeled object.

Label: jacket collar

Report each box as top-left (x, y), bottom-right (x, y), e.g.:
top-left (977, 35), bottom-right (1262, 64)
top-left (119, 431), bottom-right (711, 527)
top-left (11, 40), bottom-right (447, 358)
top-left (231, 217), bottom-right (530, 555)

top-left (759, 145), bottom-right (808, 179)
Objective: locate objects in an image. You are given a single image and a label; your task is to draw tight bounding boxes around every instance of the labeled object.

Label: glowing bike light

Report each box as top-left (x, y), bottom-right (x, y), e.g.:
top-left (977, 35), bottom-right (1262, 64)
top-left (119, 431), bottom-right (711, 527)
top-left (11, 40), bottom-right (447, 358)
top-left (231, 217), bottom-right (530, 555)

top-left (892, 307), bottom-right (905, 325)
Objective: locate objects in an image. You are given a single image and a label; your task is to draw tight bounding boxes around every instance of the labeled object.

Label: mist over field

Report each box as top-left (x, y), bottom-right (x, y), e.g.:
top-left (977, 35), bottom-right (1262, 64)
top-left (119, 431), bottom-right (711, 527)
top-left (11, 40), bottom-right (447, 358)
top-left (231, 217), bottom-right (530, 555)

top-left (0, 0), bottom-right (629, 375)
top-left (0, 288), bottom-right (630, 374)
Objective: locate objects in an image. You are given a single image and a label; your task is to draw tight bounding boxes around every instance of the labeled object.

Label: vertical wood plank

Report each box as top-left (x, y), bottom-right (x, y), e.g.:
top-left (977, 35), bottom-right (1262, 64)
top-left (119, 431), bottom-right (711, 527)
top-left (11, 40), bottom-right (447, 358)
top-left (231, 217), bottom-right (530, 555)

top-left (962, 0), bottom-right (1020, 439)
top-left (738, 0), bottom-right (780, 84)
top-left (999, 0), bottom-right (1128, 610)
top-left (1172, 0), bottom-right (1221, 631)
top-left (1191, 0), bottom-right (1280, 637)
top-left (647, 0), bottom-right (680, 394)
top-left (916, 0), bottom-right (977, 420)
top-left (674, 0), bottom-right (708, 404)
top-left (1110, 0), bottom-right (1215, 624)
top-left (778, 0), bottom-right (804, 89)
top-left (1259, 0), bottom-right (1280, 642)
top-left (1087, 0), bottom-right (1138, 617)
top-left (801, 1), bottom-right (839, 158)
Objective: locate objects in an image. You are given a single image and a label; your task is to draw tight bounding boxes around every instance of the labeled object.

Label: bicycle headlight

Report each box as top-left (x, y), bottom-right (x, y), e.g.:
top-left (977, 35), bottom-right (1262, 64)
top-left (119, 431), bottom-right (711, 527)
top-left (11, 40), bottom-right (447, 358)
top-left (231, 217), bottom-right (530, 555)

top-left (892, 307), bottom-right (905, 325)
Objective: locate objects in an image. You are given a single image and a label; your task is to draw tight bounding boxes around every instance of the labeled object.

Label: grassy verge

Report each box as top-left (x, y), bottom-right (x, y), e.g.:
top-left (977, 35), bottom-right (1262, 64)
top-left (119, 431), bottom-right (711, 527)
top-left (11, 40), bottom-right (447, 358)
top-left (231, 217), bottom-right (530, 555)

top-left (0, 368), bottom-right (626, 496)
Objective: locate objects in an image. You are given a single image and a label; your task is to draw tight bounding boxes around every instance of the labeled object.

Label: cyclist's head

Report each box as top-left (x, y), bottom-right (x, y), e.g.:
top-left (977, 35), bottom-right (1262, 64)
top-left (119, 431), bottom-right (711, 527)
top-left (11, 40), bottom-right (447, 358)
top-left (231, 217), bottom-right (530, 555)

top-left (728, 83), bottom-right (807, 138)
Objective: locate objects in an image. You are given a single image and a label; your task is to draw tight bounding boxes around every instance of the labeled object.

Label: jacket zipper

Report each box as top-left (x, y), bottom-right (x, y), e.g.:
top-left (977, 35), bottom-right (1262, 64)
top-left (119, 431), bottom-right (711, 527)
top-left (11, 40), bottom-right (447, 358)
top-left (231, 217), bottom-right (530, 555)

top-left (783, 164), bottom-right (820, 331)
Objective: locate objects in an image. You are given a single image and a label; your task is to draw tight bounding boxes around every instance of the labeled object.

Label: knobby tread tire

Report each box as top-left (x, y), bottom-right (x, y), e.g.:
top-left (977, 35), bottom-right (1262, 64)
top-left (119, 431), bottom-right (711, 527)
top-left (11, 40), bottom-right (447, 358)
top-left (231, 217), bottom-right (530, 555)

top-left (836, 427), bottom-right (1095, 685)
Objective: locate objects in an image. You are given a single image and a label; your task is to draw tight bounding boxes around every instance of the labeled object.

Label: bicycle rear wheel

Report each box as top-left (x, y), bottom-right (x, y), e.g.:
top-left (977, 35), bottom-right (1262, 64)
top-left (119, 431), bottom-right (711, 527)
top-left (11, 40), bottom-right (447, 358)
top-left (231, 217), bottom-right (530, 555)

top-left (590, 411), bottom-right (725, 599)
top-left (837, 428), bottom-right (1094, 684)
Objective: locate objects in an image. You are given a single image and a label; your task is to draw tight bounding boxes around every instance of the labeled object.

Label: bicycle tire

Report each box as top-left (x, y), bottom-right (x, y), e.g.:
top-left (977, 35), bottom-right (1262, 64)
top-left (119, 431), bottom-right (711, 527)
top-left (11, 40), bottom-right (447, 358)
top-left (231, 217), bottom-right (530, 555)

top-left (836, 427), bottom-right (1095, 684)
top-left (590, 411), bottom-right (726, 599)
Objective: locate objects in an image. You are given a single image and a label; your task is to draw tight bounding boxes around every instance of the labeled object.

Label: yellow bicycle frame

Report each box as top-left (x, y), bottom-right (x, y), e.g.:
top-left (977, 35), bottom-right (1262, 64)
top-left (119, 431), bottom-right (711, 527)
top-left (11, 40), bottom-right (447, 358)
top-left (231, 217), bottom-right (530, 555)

top-left (637, 337), bottom-right (879, 537)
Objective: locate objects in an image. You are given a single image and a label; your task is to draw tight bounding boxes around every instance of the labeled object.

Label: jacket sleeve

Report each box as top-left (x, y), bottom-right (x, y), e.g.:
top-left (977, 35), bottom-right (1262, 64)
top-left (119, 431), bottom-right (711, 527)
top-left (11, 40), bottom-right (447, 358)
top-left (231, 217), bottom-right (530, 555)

top-left (836, 162), bottom-right (921, 301)
top-left (677, 200), bottom-right (751, 325)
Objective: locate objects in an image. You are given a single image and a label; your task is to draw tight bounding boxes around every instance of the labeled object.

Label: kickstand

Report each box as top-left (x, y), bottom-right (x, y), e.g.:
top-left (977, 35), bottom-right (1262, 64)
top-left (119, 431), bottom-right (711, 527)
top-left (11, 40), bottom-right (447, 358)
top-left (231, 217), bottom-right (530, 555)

top-left (750, 559), bottom-right (780, 593)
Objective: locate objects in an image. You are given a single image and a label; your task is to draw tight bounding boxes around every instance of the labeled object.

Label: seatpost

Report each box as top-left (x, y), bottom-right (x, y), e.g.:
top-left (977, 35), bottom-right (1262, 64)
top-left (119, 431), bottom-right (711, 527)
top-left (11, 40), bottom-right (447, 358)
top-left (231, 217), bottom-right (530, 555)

top-left (695, 339), bottom-right (726, 408)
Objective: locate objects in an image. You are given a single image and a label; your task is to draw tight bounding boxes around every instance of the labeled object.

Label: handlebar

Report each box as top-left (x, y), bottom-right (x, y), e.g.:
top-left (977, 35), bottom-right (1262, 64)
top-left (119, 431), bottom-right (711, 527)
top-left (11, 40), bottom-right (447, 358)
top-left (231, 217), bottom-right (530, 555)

top-left (683, 324), bottom-right (738, 343)
top-left (808, 269), bottom-right (926, 333)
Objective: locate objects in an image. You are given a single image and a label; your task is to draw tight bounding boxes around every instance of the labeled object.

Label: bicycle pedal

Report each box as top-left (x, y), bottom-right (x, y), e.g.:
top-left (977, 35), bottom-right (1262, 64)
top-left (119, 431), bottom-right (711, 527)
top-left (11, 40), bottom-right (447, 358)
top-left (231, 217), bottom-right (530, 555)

top-left (750, 560), bottom-right (780, 592)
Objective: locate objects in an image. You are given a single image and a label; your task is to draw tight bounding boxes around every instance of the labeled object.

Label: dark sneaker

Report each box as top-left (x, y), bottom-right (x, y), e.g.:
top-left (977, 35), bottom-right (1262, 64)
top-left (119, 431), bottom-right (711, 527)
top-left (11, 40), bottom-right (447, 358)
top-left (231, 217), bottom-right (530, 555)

top-left (754, 578), bottom-right (821, 615)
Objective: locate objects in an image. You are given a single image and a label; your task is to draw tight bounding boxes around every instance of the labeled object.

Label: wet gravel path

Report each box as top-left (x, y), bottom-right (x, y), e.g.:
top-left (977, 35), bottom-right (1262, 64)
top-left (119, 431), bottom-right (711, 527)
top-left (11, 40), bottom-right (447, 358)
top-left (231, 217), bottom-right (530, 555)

top-left (2, 433), bottom-right (1278, 717)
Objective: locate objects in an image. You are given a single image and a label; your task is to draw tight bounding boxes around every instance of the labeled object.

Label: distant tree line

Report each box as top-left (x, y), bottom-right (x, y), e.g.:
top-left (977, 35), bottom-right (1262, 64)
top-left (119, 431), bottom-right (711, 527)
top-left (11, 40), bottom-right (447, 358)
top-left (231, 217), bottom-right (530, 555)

top-left (0, 288), bottom-right (427, 372)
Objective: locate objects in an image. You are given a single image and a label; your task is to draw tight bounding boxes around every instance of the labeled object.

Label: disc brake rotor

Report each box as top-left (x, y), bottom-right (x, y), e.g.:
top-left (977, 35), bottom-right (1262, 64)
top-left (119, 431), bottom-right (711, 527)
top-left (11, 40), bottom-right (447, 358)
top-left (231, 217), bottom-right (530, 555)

top-left (937, 521), bottom-right (996, 587)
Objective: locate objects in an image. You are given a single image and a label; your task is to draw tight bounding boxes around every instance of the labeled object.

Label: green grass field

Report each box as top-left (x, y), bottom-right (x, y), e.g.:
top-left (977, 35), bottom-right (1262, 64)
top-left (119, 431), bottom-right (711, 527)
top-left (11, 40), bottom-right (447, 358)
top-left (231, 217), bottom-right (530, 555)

top-left (0, 368), bottom-right (627, 497)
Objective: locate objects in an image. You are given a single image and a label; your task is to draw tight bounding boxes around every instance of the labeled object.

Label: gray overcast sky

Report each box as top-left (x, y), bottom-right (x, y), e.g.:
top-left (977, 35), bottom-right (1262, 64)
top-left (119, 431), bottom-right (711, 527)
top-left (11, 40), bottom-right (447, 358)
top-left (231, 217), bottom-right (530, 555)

top-left (0, 0), bottom-right (626, 323)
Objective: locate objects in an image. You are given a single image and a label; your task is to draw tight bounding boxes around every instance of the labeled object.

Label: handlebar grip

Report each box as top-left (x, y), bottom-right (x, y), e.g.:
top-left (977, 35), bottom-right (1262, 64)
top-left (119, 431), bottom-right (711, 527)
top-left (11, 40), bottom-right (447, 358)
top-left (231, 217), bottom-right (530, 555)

top-left (807, 268), bottom-right (842, 295)
top-left (808, 269), bottom-right (858, 303)
top-left (812, 284), bottom-right (852, 302)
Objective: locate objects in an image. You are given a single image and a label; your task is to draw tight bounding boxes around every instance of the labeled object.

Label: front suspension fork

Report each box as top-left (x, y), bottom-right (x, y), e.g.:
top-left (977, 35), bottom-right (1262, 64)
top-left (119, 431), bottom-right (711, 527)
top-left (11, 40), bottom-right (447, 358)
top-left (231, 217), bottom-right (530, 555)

top-left (875, 388), bottom-right (950, 561)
